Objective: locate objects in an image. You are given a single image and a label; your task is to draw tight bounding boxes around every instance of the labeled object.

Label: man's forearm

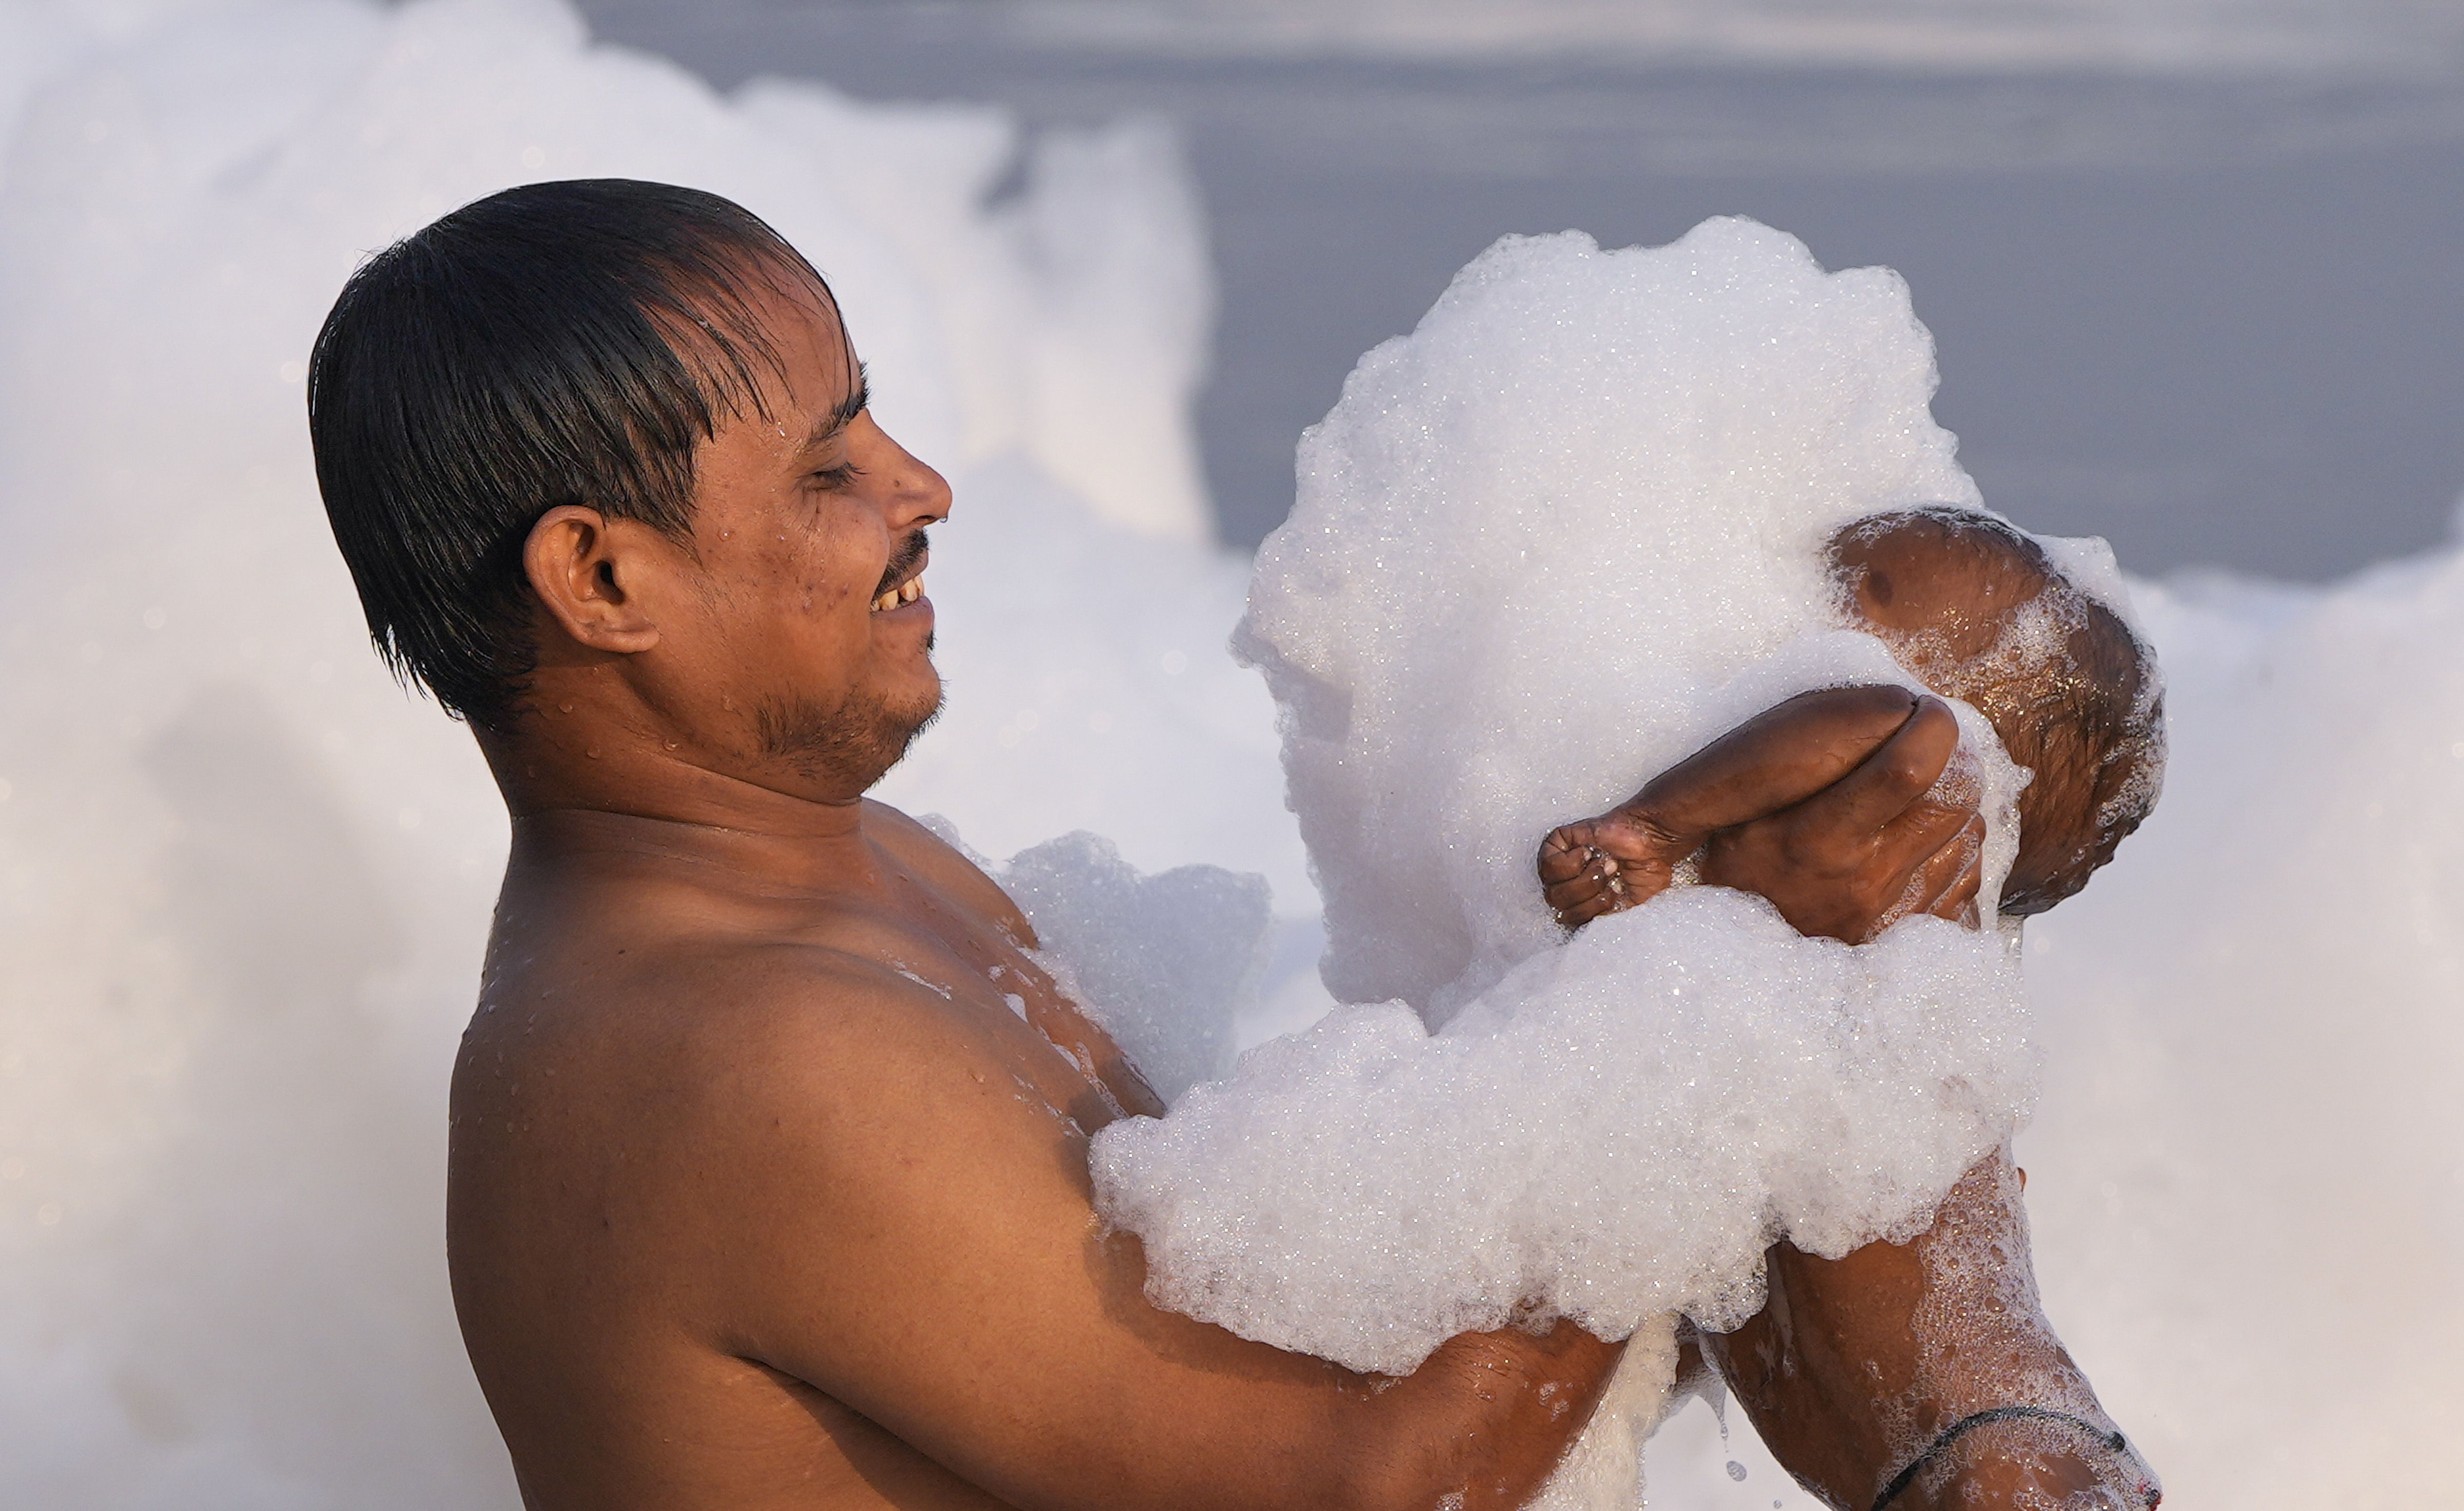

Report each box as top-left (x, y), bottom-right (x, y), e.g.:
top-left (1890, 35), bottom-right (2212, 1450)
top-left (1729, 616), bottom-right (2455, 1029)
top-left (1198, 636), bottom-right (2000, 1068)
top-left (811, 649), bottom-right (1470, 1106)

top-left (1701, 1154), bottom-right (2156, 1510)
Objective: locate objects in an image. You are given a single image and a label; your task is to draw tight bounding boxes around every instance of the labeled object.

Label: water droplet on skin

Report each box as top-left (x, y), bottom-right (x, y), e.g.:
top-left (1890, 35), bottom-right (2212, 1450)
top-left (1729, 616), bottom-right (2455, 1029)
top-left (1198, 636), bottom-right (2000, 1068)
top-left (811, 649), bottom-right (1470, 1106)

top-left (559, 703), bottom-right (573, 714)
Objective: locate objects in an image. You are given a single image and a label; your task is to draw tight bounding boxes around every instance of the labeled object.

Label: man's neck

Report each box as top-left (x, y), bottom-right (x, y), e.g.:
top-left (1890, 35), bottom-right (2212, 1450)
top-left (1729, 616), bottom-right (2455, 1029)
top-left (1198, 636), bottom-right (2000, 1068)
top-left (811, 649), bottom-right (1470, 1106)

top-left (478, 719), bottom-right (888, 900)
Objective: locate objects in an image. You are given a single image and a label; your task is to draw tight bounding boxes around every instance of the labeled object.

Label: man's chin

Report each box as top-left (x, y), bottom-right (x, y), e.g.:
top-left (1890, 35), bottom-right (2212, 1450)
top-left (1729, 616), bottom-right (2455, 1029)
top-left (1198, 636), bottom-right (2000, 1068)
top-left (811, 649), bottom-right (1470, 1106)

top-left (755, 679), bottom-right (945, 793)
top-left (883, 686), bottom-right (944, 767)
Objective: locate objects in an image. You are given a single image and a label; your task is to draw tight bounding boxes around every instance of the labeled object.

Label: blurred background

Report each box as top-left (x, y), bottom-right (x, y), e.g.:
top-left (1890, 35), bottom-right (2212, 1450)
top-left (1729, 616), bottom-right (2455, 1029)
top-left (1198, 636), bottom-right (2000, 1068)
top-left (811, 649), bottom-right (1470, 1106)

top-left (579, 0), bottom-right (2464, 576)
top-left (0, 2), bottom-right (2457, 1508)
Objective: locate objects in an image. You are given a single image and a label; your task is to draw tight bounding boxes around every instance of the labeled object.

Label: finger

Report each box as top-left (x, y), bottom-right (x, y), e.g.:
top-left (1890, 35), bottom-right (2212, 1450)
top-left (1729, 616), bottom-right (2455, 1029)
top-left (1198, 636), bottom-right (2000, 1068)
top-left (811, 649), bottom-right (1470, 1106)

top-left (1550, 849), bottom-right (1654, 928)
top-left (1855, 807), bottom-right (1984, 942)
top-left (1549, 883), bottom-right (1617, 929)
top-left (1912, 814), bottom-right (1986, 927)
top-left (1831, 796), bottom-right (1975, 942)
top-left (1544, 843), bottom-right (1614, 897)
top-left (1632, 685), bottom-right (1921, 835)
top-left (1561, 850), bottom-right (1643, 914)
top-left (1797, 695), bottom-right (1962, 839)
top-left (1545, 866), bottom-right (1616, 914)
top-left (1870, 792), bottom-right (1978, 882)
top-left (1551, 892), bottom-right (1611, 929)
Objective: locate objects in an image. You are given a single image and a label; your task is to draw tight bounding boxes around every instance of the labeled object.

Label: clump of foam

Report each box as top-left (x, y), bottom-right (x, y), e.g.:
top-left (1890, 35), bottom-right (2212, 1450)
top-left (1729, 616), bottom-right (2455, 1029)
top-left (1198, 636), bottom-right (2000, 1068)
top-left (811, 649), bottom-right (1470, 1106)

top-left (1096, 223), bottom-right (2047, 1411)
top-left (1094, 889), bottom-right (2036, 1375)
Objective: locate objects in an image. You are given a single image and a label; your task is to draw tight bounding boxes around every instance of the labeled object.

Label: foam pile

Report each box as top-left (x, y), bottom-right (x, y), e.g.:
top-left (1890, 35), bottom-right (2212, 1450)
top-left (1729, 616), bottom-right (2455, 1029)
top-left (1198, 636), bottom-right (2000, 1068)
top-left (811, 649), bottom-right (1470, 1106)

top-left (1097, 891), bottom-right (2036, 1373)
top-left (1094, 225), bottom-right (2047, 1395)
top-left (2008, 548), bottom-right (2464, 1511)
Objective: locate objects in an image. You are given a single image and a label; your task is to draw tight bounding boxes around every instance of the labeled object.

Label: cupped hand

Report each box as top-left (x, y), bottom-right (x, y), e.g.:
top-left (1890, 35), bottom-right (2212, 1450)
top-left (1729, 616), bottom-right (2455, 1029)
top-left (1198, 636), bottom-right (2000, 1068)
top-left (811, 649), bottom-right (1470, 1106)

top-left (1701, 695), bottom-right (1985, 943)
top-left (1538, 687), bottom-right (1984, 943)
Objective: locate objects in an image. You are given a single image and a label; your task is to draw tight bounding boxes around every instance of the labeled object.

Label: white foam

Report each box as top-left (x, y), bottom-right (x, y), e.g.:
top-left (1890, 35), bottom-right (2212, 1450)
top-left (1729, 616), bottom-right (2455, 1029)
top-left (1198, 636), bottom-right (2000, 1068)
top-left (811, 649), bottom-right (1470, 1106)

top-left (0, 2), bottom-right (2458, 1507)
top-left (1096, 890), bottom-right (2036, 1376)
top-left (984, 829), bottom-right (1272, 1106)
top-left (1092, 225), bottom-right (2045, 1422)
top-left (1235, 220), bottom-right (1996, 1022)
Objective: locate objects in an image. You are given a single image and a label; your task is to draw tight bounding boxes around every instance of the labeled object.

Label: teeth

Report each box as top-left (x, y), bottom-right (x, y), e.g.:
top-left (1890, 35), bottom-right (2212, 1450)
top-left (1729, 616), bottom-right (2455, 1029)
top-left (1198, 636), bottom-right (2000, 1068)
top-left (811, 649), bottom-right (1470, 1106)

top-left (900, 577), bottom-right (922, 603)
top-left (874, 590), bottom-right (897, 613)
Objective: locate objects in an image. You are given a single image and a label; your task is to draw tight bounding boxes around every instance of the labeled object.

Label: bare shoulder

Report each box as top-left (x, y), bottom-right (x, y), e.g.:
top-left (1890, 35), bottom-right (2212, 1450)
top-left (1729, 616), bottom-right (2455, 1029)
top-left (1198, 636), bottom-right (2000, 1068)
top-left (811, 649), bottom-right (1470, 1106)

top-left (860, 799), bottom-right (1038, 945)
top-left (451, 921), bottom-right (1091, 1321)
top-left (642, 933), bottom-right (1054, 1119)
top-left (447, 916), bottom-right (1105, 1509)
top-left (489, 926), bottom-right (1063, 1157)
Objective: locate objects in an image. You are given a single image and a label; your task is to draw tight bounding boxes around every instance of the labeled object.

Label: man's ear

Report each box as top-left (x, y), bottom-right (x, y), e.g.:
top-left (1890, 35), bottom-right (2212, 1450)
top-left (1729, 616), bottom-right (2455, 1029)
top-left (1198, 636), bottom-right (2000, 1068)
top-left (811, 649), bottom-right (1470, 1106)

top-left (523, 505), bottom-right (666, 655)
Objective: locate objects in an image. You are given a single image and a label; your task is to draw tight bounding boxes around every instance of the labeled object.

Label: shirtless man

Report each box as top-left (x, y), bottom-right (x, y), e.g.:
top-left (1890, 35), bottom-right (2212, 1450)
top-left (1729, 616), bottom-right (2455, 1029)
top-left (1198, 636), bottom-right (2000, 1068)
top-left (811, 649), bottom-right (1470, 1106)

top-left (307, 179), bottom-right (2145, 1510)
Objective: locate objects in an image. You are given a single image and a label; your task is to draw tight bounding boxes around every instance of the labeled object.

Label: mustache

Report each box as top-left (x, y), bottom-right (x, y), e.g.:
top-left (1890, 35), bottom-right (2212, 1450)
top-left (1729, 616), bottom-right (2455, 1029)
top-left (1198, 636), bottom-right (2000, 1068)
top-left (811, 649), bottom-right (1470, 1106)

top-left (874, 529), bottom-right (930, 599)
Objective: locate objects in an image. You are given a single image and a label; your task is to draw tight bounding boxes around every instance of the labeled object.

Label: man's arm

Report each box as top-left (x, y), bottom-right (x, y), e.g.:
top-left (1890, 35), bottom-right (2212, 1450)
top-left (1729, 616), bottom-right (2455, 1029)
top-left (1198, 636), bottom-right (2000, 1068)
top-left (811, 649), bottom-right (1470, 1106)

top-left (1702, 1155), bottom-right (2158, 1511)
top-left (1539, 692), bottom-right (2149, 1508)
top-left (698, 954), bottom-right (1621, 1511)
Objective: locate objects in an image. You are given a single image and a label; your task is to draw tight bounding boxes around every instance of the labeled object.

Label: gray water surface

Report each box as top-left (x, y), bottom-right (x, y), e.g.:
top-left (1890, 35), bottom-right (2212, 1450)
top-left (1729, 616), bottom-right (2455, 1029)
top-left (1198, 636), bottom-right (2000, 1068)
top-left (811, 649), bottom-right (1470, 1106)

top-left (579, 0), bottom-right (2464, 579)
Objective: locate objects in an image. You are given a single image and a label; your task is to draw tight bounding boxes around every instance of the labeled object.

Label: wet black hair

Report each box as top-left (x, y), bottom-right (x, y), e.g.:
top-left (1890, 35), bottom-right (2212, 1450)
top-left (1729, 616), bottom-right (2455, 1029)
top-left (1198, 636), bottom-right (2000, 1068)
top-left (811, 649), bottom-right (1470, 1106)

top-left (306, 178), bottom-right (839, 732)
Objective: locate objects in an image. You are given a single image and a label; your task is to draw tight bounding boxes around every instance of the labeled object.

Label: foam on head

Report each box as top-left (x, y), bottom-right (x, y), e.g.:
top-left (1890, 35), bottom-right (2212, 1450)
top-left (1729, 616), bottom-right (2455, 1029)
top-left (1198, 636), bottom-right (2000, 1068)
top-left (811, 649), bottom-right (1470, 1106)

top-left (1830, 507), bottom-right (2166, 914)
top-left (1234, 218), bottom-right (2007, 1023)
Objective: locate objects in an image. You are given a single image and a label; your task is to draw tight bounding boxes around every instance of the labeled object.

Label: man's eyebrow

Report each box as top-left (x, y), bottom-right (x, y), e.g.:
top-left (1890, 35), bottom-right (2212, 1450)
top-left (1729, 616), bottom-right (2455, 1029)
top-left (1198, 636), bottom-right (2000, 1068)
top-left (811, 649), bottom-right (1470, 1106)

top-left (800, 364), bottom-right (871, 451)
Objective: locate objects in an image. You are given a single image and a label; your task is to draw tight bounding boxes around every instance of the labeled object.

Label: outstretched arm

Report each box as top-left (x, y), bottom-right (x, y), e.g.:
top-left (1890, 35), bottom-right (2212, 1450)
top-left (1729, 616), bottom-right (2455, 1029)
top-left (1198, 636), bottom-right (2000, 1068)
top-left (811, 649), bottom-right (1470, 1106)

top-left (1537, 692), bottom-right (2150, 1508)
top-left (1702, 1155), bottom-right (2159, 1511)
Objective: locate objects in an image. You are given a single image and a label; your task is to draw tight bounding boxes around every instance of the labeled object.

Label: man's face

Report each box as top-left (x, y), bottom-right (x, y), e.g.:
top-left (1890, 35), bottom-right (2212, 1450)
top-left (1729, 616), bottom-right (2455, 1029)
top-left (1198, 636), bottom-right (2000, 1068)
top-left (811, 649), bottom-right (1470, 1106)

top-left (631, 274), bottom-right (951, 801)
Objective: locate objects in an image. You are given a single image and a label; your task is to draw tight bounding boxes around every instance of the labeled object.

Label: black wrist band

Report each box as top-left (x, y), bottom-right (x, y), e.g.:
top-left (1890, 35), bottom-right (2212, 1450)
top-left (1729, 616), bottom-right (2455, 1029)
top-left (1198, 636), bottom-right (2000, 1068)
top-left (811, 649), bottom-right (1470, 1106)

top-left (1869, 1406), bottom-right (2143, 1511)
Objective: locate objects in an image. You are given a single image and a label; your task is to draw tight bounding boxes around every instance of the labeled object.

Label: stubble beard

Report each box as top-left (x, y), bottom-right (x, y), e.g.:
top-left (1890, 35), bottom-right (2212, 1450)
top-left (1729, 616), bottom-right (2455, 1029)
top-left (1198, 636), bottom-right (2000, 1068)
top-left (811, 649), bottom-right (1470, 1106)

top-left (755, 637), bottom-right (943, 794)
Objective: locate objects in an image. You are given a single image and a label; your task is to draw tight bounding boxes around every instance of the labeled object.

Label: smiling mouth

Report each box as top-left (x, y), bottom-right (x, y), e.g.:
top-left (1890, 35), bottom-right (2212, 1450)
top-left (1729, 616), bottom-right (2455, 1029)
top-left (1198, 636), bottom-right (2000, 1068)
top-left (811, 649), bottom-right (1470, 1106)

top-left (871, 533), bottom-right (931, 615)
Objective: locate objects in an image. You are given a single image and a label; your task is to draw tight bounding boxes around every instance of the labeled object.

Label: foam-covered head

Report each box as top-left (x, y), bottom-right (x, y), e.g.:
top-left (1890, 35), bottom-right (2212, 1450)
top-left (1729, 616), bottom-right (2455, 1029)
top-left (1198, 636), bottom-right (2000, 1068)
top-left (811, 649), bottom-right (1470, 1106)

top-left (1831, 508), bottom-right (2165, 913)
top-left (1239, 218), bottom-right (1991, 1018)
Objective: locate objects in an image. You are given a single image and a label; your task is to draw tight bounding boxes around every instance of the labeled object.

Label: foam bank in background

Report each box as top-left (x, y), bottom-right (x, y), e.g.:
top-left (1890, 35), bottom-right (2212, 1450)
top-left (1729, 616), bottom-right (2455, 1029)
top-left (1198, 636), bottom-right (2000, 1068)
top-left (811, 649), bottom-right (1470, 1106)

top-left (0, 1), bottom-right (1293, 1505)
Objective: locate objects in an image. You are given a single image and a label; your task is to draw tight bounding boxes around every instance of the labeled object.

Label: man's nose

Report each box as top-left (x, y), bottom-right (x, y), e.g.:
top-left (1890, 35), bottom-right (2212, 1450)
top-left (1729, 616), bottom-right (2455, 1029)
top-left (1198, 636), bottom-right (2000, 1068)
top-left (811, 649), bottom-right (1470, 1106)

top-left (870, 423), bottom-right (952, 528)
